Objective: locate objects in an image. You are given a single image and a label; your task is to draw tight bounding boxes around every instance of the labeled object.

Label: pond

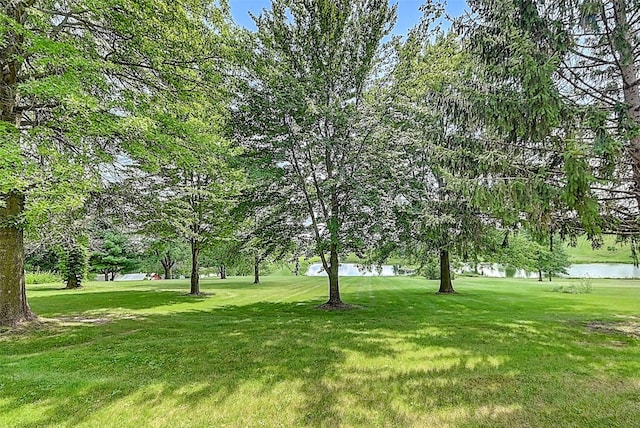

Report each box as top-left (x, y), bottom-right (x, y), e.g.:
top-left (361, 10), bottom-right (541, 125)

top-left (461, 262), bottom-right (640, 279)
top-left (305, 262), bottom-right (640, 279)
top-left (305, 263), bottom-right (407, 277)
top-left (563, 263), bottom-right (640, 279)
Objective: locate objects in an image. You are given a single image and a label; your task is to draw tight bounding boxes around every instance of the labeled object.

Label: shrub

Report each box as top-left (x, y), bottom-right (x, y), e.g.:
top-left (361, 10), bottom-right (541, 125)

top-left (553, 277), bottom-right (593, 294)
top-left (25, 271), bottom-right (62, 285)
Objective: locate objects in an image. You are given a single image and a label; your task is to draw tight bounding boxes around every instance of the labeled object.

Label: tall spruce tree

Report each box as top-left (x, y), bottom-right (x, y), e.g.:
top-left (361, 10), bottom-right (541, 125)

top-left (388, 22), bottom-right (492, 294)
top-left (462, 0), bottom-right (639, 238)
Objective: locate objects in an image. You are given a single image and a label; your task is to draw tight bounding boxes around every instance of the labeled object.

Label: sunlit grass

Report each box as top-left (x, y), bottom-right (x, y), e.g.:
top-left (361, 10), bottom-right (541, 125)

top-left (1, 276), bottom-right (639, 427)
top-left (564, 234), bottom-right (635, 264)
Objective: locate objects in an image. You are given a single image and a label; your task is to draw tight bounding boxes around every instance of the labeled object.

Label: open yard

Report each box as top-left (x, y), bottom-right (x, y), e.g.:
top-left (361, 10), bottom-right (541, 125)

top-left (1, 276), bottom-right (639, 427)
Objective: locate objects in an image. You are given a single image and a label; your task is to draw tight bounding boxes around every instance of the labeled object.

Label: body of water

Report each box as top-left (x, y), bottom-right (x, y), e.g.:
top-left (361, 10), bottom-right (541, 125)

top-left (563, 263), bottom-right (640, 279)
top-left (305, 263), bottom-right (404, 277)
top-left (305, 262), bottom-right (640, 279)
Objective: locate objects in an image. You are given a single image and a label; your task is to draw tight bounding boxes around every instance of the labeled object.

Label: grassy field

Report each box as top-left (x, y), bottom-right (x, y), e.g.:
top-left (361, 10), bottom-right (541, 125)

top-left (563, 235), bottom-right (635, 264)
top-left (1, 276), bottom-right (639, 427)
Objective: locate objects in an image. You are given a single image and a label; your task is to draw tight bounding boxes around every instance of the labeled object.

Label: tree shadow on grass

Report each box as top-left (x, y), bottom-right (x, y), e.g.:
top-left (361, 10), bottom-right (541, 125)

top-left (1, 287), bottom-right (640, 427)
top-left (26, 290), bottom-right (208, 317)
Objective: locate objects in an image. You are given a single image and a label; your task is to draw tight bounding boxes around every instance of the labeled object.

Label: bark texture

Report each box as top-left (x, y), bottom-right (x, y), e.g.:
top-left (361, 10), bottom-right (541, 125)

top-left (65, 274), bottom-right (81, 289)
top-left (325, 244), bottom-right (343, 305)
top-left (0, 193), bottom-right (33, 326)
top-left (253, 255), bottom-right (260, 284)
top-left (614, 0), bottom-right (640, 209)
top-left (438, 249), bottom-right (455, 293)
top-left (160, 253), bottom-right (174, 280)
top-left (190, 243), bottom-right (200, 295)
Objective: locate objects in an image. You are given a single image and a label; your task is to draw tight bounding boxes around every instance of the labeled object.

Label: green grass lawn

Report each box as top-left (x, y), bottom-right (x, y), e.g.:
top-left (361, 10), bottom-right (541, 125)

top-left (1, 276), bottom-right (639, 427)
top-left (564, 235), bottom-right (635, 264)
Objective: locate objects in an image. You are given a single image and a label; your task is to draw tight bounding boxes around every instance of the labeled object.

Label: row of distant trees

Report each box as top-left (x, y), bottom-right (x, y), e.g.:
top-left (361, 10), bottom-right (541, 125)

top-left (24, 227), bottom-right (289, 284)
top-left (2, 0), bottom-right (638, 325)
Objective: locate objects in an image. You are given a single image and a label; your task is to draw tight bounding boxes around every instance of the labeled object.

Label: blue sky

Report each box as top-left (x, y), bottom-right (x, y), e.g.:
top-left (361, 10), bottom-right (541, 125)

top-left (228, 1), bottom-right (469, 36)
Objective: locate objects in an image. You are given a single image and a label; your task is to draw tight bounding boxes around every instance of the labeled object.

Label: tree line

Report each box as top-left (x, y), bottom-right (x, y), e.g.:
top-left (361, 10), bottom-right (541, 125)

top-left (1, 0), bottom-right (638, 325)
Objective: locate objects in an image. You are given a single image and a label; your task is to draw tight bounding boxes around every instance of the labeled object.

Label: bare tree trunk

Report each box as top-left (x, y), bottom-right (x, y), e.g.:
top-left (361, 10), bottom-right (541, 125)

top-left (438, 249), bottom-right (455, 293)
top-left (253, 254), bottom-right (260, 284)
top-left (0, 193), bottom-right (34, 326)
top-left (161, 255), bottom-right (173, 280)
top-left (190, 242), bottom-right (200, 295)
top-left (325, 243), bottom-right (343, 306)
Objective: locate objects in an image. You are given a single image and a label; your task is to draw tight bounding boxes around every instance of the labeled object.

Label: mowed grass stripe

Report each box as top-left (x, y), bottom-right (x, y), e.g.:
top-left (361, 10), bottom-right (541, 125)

top-left (1, 276), bottom-right (639, 428)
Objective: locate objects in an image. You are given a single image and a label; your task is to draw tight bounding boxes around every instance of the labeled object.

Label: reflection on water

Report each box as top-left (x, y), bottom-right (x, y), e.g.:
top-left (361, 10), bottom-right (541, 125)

top-left (458, 263), bottom-right (539, 279)
top-left (305, 263), bottom-right (403, 277)
top-left (305, 262), bottom-right (640, 279)
top-left (460, 262), bottom-right (640, 279)
top-left (564, 263), bottom-right (640, 279)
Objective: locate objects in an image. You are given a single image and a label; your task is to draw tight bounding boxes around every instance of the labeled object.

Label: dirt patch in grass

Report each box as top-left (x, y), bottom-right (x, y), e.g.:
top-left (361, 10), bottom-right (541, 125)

top-left (185, 292), bottom-right (213, 297)
top-left (0, 314), bottom-right (144, 336)
top-left (316, 302), bottom-right (364, 311)
top-left (586, 321), bottom-right (640, 338)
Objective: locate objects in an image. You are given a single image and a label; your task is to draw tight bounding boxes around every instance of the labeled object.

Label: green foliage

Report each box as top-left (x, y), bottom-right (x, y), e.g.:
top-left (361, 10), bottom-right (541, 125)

top-left (463, 0), bottom-right (640, 237)
top-left (24, 271), bottom-right (61, 285)
top-left (89, 231), bottom-right (140, 280)
top-left (24, 248), bottom-right (59, 273)
top-left (239, 0), bottom-right (398, 282)
top-left (1, 0), bottom-right (236, 321)
top-left (57, 242), bottom-right (88, 288)
top-left (386, 23), bottom-right (492, 281)
top-left (553, 277), bottom-right (593, 294)
top-left (416, 254), bottom-right (440, 280)
top-left (139, 240), bottom-right (190, 279)
top-left (494, 231), bottom-right (570, 278)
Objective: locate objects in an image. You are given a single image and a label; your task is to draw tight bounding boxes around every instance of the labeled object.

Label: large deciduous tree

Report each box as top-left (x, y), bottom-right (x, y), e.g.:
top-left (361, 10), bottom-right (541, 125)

top-left (240, 0), bottom-right (397, 307)
top-left (0, 0), bottom-right (231, 325)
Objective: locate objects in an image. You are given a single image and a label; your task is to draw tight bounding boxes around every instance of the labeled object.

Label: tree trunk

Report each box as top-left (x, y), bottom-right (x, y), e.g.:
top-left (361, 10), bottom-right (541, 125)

top-left (65, 274), bottom-right (80, 289)
top-left (548, 232), bottom-right (553, 282)
top-left (0, 6), bottom-right (33, 326)
top-left (219, 264), bottom-right (226, 280)
top-left (110, 271), bottom-right (116, 281)
top-left (614, 0), bottom-right (640, 211)
top-left (0, 192), bottom-right (34, 326)
top-left (190, 242), bottom-right (200, 295)
top-left (104, 272), bottom-right (109, 282)
top-left (253, 255), bottom-right (260, 284)
top-left (161, 253), bottom-right (175, 279)
top-left (538, 269), bottom-right (543, 282)
top-left (294, 259), bottom-right (299, 276)
top-left (438, 249), bottom-right (455, 293)
top-left (325, 243), bottom-right (344, 306)
top-left (163, 265), bottom-right (171, 280)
